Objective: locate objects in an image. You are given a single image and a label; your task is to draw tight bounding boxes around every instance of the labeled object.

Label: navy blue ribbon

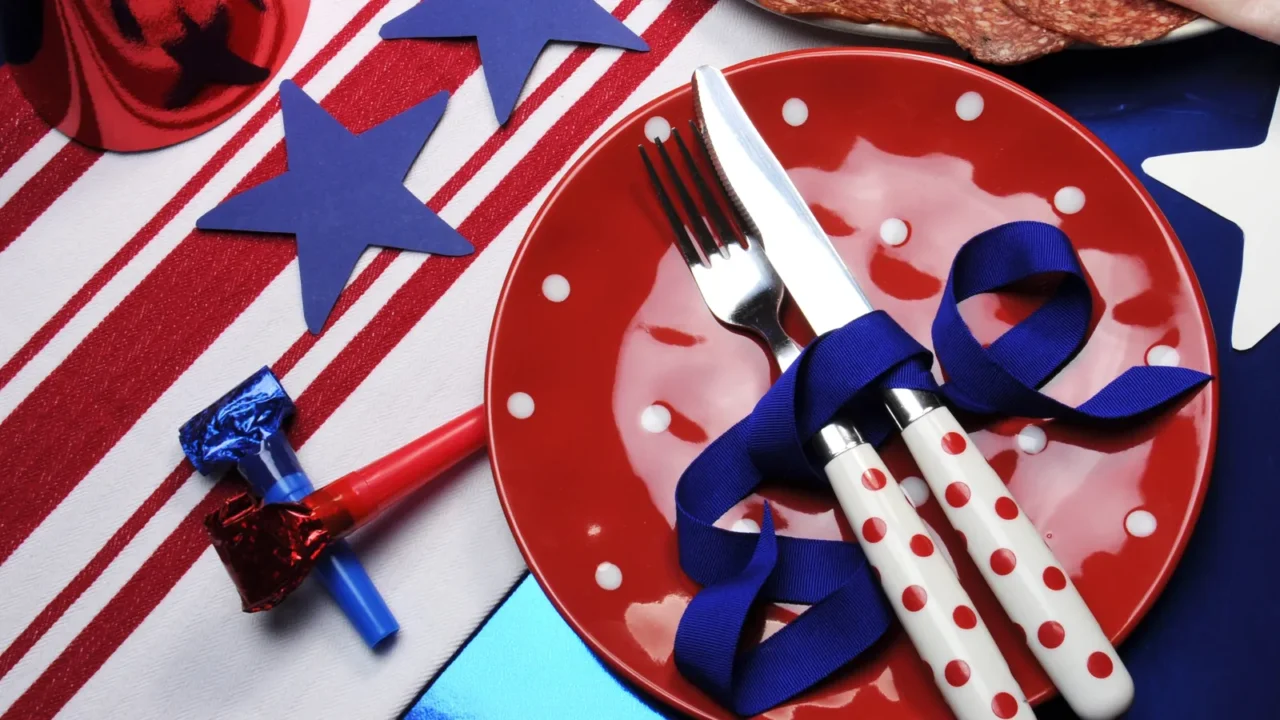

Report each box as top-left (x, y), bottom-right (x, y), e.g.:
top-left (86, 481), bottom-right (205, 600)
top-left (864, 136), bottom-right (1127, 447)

top-left (673, 221), bottom-right (1211, 716)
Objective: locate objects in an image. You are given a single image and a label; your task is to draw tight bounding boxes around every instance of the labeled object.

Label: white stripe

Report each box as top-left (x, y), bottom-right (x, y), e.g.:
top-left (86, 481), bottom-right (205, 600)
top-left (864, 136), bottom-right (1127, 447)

top-left (0, 132), bottom-right (67, 208)
top-left (0, 441), bottom-right (211, 712)
top-left (0, 0), bottom-right (657, 702)
top-left (43, 4), bottom-right (841, 717)
top-left (0, 0), bottom-right (380, 371)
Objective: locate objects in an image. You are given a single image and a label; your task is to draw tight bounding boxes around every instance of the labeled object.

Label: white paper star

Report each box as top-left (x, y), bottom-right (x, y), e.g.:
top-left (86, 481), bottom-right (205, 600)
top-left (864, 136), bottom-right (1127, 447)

top-left (1143, 93), bottom-right (1280, 351)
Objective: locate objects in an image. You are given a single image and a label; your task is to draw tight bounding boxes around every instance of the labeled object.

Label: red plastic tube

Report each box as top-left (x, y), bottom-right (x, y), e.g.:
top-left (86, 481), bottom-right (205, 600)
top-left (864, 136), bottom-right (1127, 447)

top-left (311, 405), bottom-right (487, 537)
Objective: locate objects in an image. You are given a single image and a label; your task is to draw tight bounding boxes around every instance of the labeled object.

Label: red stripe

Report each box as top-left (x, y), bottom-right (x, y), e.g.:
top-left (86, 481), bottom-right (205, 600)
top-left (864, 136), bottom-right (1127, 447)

top-left (0, 143), bottom-right (98, 254)
top-left (0, 0), bottom-right (642, 682)
top-left (0, 3), bottom-right (431, 565)
top-left (0, 0), bottom-right (394, 391)
top-left (1, 2), bottom-right (711, 716)
top-left (0, 478), bottom-right (239, 720)
top-left (0, 462), bottom-right (194, 681)
top-left (0, 68), bottom-right (55, 179)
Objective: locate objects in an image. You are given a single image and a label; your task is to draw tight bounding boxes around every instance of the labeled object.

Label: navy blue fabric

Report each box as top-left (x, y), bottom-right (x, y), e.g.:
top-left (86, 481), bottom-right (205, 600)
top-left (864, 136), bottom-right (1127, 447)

top-left (1000, 30), bottom-right (1280, 720)
top-left (674, 220), bottom-right (1210, 715)
top-left (935, 222), bottom-right (1211, 421)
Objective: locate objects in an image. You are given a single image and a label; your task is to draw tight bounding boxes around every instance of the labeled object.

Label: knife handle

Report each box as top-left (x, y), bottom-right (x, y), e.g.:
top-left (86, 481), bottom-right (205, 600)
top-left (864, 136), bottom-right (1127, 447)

top-left (821, 435), bottom-right (1034, 720)
top-left (897, 406), bottom-right (1134, 720)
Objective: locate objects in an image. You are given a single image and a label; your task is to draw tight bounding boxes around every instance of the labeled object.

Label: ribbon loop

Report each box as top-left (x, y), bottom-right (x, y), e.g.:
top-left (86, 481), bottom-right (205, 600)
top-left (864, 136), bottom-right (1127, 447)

top-left (933, 222), bottom-right (1211, 420)
top-left (673, 221), bottom-right (1211, 715)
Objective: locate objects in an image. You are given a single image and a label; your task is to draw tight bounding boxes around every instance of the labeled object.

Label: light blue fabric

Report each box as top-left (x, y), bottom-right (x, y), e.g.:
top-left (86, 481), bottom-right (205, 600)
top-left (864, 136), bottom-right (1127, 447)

top-left (404, 576), bottom-right (670, 720)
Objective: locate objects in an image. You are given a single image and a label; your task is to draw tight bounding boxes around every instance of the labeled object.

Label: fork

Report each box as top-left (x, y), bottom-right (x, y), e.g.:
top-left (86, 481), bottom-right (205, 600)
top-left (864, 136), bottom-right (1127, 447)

top-left (641, 127), bottom-right (1034, 720)
top-left (640, 127), bottom-right (801, 371)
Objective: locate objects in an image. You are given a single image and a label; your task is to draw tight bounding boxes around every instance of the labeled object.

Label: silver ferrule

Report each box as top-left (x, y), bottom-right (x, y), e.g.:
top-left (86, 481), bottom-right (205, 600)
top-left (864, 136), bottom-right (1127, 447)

top-left (807, 420), bottom-right (866, 464)
top-left (883, 388), bottom-right (944, 430)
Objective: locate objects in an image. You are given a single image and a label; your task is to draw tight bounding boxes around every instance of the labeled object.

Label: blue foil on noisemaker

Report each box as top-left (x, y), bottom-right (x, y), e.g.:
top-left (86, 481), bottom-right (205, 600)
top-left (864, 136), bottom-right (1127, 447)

top-left (179, 367), bottom-right (295, 475)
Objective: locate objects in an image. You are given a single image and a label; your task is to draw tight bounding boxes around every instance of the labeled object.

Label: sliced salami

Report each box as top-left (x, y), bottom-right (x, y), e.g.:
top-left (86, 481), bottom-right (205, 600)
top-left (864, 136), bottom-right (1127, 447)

top-left (901, 0), bottom-right (1072, 63)
top-left (1003, 0), bottom-right (1198, 46)
top-left (755, 0), bottom-right (1071, 64)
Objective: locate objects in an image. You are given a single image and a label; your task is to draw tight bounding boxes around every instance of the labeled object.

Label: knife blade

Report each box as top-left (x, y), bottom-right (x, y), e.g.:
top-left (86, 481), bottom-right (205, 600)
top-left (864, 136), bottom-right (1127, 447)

top-left (691, 64), bottom-right (1133, 720)
top-left (691, 65), bottom-right (873, 335)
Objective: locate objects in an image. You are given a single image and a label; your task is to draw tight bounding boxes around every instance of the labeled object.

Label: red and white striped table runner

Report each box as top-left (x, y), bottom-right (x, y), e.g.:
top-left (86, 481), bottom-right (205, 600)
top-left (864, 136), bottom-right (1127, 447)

top-left (0, 1), bottom-right (881, 717)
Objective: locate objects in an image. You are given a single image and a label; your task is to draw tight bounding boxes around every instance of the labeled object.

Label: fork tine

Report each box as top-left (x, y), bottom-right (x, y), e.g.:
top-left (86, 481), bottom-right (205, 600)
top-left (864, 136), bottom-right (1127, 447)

top-left (653, 136), bottom-right (721, 260)
top-left (674, 126), bottom-right (739, 251)
top-left (640, 145), bottom-right (703, 268)
top-left (688, 121), bottom-right (755, 247)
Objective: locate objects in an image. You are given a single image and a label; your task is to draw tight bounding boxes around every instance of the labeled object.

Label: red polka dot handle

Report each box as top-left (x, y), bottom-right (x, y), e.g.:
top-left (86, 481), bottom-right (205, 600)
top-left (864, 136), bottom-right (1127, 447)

top-left (900, 406), bottom-right (1135, 720)
top-left (825, 443), bottom-right (1032, 720)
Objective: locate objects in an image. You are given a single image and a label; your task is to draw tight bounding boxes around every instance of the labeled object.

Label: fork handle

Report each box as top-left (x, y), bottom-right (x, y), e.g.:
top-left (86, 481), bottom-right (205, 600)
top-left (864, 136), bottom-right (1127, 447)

top-left (764, 325), bottom-right (802, 371)
top-left (818, 426), bottom-right (1034, 720)
top-left (895, 404), bottom-right (1134, 720)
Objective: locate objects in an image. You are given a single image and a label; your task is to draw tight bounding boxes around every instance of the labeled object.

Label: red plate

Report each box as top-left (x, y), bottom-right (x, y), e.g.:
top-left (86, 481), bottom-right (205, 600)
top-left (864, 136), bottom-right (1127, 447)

top-left (486, 49), bottom-right (1218, 719)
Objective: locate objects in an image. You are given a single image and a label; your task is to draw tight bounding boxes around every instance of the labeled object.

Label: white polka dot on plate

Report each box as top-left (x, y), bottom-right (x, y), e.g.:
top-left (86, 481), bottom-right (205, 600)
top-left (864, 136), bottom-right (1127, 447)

top-left (644, 116), bottom-right (671, 143)
top-left (782, 98), bottom-right (809, 127)
top-left (901, 476), bottom-right (930, 507)
top-left (507, 392), bottom-right (534, 419)
top-left (731, 518), bottom-right (760, 533)
top-left (595, 561), bottom-right (623, 590)
top-left (1146, 344), bottom-right (1180, 367)
top-left (955, 91), bottom-right (984, 121)
top-left (639, 404), bottom-right (671, 433)
top-left (880, 218), bottom-right (909, 247)
top-left (1054, 186), bottom-right (1086, 215)
top-left (542, 274), bottom-right (570, 302)
top-left (1125, 509), bottom-right (1157, 538)
top-left (1016, 425), bottom-right (1047, 454)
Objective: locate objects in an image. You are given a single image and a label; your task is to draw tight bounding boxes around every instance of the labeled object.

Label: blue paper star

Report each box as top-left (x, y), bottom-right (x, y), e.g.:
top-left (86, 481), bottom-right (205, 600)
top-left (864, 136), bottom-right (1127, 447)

top-left (196, 80), bottom-right (472, 334)
top-left (379, 0), bottom-right (647, 124)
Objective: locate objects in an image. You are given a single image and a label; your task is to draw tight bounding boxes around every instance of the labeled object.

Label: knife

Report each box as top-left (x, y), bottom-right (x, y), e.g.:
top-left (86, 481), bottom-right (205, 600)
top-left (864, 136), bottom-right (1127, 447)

top-left (692, 65), bottom-right (1133, 720)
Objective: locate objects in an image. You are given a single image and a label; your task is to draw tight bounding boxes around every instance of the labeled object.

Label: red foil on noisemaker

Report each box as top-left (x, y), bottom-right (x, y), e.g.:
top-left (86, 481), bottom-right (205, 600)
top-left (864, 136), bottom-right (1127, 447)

top-left (205, 492), bottom-right (329, 612)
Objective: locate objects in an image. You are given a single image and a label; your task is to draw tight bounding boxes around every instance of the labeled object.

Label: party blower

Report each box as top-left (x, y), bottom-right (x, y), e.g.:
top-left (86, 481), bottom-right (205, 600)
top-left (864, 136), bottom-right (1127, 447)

top-left (184, 368), bottom-right (484, 626)
top-left (182, 368), bottom-right (399, 646)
